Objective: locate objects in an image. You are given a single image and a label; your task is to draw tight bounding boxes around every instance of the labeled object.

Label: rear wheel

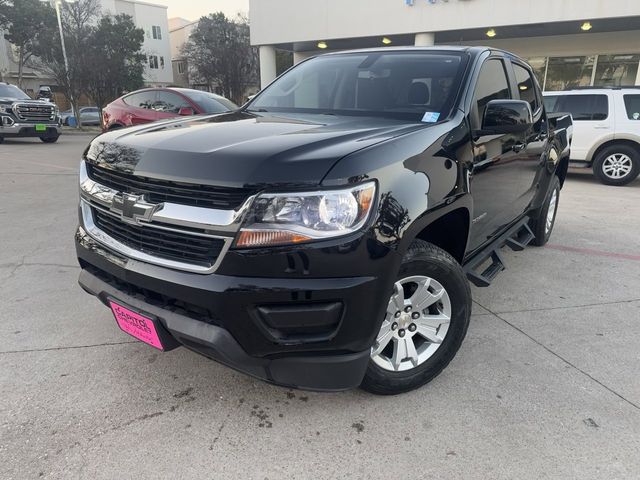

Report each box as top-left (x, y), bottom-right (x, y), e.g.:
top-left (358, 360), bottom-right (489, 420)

top-left (530, 175), bottom-right (560, 246)
top-left (40, 135), bottom-right (60, 144)
top-left (361, 240), bottom-right (471, 395)
top-left (593, 144), bottom-right (640, 186)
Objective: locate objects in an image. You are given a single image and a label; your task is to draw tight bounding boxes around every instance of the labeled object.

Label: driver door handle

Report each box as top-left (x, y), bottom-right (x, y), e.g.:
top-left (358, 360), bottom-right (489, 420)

top-left (512, 142), bottom-right (526, 153)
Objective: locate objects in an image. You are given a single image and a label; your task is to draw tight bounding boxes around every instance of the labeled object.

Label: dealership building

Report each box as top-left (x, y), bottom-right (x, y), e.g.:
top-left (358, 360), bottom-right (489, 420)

top-left (250, 0), bottom-right (640, 91)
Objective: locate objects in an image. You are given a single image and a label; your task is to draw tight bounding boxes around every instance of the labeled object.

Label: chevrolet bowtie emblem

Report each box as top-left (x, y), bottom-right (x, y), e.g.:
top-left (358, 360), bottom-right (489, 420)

top-left (110, 193), bottom-right (160, 225)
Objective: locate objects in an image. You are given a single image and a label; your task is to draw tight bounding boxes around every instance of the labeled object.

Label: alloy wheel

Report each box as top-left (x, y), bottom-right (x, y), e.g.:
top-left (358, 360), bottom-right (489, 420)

top-left (371, 275), bottom-right (451, 372)
top-left (545, 187), bottom-right (558, 235)
top-left (602, 153), bottom-right (633, 180)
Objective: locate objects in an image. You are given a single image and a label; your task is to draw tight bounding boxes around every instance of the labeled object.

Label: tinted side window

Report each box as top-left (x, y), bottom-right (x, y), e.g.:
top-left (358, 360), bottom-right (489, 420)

top-left (624, 95), bottom-right (640, 120)
top-left (513, 63), bottom-right (538, 112)
top-left (473, 59), bottom-right (511, 127)
top-left (549, 94), bottom-right (609, 121)
top-left (153, 92), bottom-right (191, 113)
top-left (123, 91), bottom-right (157, 109)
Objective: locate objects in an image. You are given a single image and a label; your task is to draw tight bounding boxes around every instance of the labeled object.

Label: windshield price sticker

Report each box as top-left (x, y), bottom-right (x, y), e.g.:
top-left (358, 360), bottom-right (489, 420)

top-left (421, 112), bottom-right (440, 123)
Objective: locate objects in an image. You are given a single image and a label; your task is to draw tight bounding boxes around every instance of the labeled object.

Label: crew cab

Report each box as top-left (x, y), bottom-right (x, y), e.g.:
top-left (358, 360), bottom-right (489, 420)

top-left (76, 47), bottom-right (570, 394)
top-left (0, 82), bottom-right (61, 143)
top-left (544, 87), bottom-right (640, 185)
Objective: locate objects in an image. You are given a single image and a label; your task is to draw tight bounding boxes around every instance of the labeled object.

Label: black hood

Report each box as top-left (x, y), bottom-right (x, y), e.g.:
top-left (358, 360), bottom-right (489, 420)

top-left (85, 111), bottom-right (426, 189)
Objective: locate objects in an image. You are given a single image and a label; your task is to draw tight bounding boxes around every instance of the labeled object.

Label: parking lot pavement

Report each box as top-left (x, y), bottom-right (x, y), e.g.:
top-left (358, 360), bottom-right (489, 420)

top-left (1, 135), bottom-right (639, 479)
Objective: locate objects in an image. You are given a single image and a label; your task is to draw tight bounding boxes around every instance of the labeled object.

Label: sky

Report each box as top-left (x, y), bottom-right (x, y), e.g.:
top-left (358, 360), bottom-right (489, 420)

top-left (149, 0), bottom-right (250, 21)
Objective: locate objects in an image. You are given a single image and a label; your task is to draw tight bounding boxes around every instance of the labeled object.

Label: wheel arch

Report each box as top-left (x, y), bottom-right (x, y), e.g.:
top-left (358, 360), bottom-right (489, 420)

top-left (556, 154), bottom-right (569, 187)
top-left (408, 203), bottom-right (471, 265)
top-left (589, 138), bottom-right (640, 164)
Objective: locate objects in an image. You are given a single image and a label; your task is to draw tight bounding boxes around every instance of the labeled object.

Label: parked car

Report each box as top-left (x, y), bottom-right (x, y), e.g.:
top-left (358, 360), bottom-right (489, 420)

top-left (0, 82), bottom-right (61, 143)
top-left (60, 107), bottom-right (101, 126)
top-left (102, 87), bottom-right (238, 130)
top-left (544, 87), bottom-right (640, 185)
top-left (76, 47), bottom-right (571, 394)
top-left (36, 86), bottom-right (54, 102)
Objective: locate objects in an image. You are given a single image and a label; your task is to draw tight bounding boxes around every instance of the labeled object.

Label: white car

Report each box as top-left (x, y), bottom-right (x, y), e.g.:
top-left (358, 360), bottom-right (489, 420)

top-left (544, 88), bottom-right (640, 185)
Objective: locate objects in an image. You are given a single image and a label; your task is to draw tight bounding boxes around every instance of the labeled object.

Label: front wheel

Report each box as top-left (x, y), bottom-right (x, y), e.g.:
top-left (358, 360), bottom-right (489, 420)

top-left (593, 145), bottom-right (640, 186)
top-left (361, 240), bottom-right (471, 395)
top-left (40, 135), bottom-right (59, 144)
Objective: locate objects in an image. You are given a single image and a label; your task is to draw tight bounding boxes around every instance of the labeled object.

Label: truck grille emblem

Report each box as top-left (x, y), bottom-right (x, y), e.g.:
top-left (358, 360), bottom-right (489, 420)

top-left (110, 193), bottom-right (160, 225)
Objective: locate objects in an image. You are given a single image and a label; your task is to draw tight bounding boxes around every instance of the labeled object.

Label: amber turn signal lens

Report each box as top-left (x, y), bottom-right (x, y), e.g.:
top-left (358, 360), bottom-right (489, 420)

top-left (356, 185), bottom-right (375, 218)
top-left (236, 230), bottom-right (311, 248)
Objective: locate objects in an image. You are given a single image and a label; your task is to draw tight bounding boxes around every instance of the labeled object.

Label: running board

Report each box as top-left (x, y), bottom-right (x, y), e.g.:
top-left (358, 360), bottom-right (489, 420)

top-left (464, 217), bottom-right (534, 287)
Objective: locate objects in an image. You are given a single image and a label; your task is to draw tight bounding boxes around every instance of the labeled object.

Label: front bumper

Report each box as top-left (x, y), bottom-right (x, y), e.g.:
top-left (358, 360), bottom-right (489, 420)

top-left (0, 119), bottom-right (61, 137)
top-left (76, 227), bottom-right (398, 391)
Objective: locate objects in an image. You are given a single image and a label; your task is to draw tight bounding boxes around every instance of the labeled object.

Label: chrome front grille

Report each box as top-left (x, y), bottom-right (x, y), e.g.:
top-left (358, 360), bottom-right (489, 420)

top-left (78, 161), bottom-right (245, 274)
top-left (91, 206), bottom-right (226, 268)
top-left (13, 103), bottom-right (56, 122)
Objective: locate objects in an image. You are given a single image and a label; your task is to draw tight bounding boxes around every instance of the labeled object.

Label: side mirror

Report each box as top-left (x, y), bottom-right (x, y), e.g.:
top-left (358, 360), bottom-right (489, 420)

top-left (178, 107), bottom-right (194, 116)
top-left (481, 100), bottom-right (533, 134)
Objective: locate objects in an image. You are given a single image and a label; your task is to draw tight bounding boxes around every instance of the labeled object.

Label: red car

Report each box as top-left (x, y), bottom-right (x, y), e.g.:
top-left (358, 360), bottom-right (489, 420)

top-left (102, 87), bottom-right (238, 131)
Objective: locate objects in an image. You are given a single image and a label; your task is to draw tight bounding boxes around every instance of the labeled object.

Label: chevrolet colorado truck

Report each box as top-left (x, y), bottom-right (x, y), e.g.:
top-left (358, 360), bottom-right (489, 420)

top-left (76, 47), bottom-right (571, 394)
top-left (0, 82), bottom-right (61, 143)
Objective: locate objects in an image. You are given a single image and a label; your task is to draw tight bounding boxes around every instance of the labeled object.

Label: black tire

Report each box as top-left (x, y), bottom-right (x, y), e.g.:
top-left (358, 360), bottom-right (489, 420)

top-left (530, 175), bottom-right (560, 247)
top-left (593, 144), bottom-right (640, 186)
top-left (40, 135), bottom-right (60, 144)
top-left (360, 240), bottom-right (471, 395)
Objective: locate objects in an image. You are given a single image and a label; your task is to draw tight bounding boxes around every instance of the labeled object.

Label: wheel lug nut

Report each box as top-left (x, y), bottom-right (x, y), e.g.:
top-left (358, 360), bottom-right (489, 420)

top-left (398, 329), bottom-right (405, 337)
top-left (409, 324), bottom-right (416, 332)
top-left (395, 311), bottom-right (401, 318)
top-left (411, 312), bottom-right (419, 319)
top-left (404, 306), bottom-right (412, 312)
top-left (392, 322), bottom-right (398, 330)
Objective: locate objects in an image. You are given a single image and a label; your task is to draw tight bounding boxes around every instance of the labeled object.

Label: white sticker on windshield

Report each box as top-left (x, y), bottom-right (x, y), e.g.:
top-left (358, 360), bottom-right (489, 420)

top-left (421, 112), bottom-right (440, 123)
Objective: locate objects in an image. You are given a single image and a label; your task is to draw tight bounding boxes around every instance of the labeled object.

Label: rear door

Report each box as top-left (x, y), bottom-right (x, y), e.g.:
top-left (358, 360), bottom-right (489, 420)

top-left (509, 60), bottom-right (548, 212)
top-left (468, 57), bottom-right (524, 251)
top-left (544, 93), bottom-right (612, 161)
top-left (122, 90), bottom-right (159, 125)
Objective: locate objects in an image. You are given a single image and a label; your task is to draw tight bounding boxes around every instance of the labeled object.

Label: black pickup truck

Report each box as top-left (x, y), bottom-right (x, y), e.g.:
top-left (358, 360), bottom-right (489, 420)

top-left (0, 82), bottom-right (62, 143)
top-left (76, 47), bottom-right (571, 394)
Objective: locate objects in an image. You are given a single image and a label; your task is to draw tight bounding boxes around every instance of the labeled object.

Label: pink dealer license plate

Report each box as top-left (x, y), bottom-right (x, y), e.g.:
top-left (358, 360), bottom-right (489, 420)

top-left (110, 301), bottom-right (164, 350)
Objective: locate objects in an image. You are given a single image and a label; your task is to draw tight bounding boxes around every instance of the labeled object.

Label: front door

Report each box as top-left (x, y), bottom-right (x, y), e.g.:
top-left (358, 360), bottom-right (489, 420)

top-left (468, 57), bottom-right (527, 251)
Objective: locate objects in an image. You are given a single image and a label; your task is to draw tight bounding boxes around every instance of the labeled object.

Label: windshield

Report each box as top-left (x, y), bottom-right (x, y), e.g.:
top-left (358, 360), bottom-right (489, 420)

top-left (182, 91), bottom-right (238, 113)
top-left (0, 84), bottom-right (31, 100)
top-left (248, 51), bottom-right (468, 122)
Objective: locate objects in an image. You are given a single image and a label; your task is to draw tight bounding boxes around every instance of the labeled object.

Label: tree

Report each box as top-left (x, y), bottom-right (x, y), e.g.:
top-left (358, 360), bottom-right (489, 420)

top-left (84, 14), bottom-right (145, 126)
top-left (182, 12), bottom-right (258, 104)
top-left (0, 0), bottom-right (56, 88)
top-left (36, 0), bottom-right (101, 127)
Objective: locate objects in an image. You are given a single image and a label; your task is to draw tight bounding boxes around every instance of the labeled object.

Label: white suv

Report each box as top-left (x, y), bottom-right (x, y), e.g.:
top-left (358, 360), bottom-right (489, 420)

top-left (544, 88), bottom-right (640, 186)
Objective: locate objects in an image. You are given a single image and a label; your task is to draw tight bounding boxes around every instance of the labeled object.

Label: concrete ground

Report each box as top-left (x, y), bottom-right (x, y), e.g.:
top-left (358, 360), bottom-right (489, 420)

top-left (1, 135), bottom-right (639, 480)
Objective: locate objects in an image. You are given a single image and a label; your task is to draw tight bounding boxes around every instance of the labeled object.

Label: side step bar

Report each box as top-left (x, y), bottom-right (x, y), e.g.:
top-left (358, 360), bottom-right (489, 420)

top-left (463, 216), bottom-right (534, 287)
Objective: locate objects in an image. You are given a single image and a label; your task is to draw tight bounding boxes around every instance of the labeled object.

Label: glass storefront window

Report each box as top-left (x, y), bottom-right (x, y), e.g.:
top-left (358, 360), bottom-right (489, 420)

top-left (544, 56), bottom-right (595, 91)
top-left (526, 57), bottom-right (547, 87)
top-left (594, 54), bottom-right (640, 87)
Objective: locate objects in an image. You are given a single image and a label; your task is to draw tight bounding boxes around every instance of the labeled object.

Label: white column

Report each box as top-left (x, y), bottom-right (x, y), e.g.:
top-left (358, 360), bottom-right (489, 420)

top-left (293, 51), bottom-right (308, 65)
top-left (259, 45), bottom-right (277, 89)
top-left (414, 32), bottom-right (435, 46)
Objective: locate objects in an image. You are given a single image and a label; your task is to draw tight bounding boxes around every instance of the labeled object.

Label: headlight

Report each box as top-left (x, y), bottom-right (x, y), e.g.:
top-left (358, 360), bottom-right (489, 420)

top-left (0, 105), bottom-right (8, 113)
top-left (236, 182), bottom-right (376, 248)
